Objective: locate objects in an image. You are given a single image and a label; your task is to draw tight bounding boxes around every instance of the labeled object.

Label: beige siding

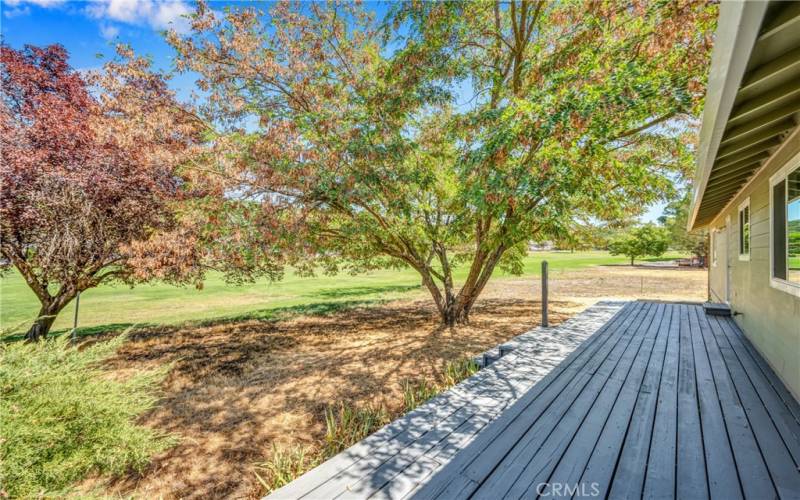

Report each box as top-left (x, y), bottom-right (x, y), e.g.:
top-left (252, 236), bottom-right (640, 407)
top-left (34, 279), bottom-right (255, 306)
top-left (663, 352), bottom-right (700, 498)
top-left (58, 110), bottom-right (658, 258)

top-left (709, 226), bottom-right (728, 302)
top-left (708, 137), bottom-right (800, 399)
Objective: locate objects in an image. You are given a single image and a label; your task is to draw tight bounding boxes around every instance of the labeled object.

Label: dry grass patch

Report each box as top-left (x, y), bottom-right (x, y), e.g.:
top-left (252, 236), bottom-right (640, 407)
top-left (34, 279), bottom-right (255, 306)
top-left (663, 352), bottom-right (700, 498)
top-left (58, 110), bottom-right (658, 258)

top-left (87, 264), bottom-right (706, 499)
top-left (484, 265), bottom-right (707, 308)
top-left (94, 297), bottom-right (572, 499)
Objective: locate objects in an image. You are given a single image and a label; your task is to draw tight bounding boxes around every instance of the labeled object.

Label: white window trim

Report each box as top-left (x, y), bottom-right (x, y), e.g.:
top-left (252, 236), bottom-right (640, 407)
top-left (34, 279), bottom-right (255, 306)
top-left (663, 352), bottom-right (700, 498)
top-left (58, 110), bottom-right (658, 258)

top-left (738, 197), bottom-right (750, 261)
top-left (768, 150), bottom-right (800, 298)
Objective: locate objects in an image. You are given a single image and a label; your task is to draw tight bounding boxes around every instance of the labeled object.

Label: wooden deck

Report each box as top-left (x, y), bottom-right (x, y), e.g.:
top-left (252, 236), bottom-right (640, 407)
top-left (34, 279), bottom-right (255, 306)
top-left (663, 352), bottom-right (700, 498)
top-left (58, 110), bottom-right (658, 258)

top-left (266, 301), bottom-right (800, 499)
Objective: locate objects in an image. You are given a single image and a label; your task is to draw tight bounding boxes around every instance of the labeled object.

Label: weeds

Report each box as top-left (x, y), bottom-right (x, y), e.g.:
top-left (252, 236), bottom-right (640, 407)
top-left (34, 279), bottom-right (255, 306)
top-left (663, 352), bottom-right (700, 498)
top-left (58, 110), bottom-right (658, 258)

top-left (254, 444), bottom-right (320, 492)
top-left (401, 378), bottom-right (441, 412)
top-left (402, 357), bottom-right (480, 413)
top-left (441, 358), bottom-right (480, 389)
top-left (256, 401), bottom-right (388, 494)
top-left (323, 403), bottom-right (389, 457)
top-left (257, 357), bottom-right (481, 494)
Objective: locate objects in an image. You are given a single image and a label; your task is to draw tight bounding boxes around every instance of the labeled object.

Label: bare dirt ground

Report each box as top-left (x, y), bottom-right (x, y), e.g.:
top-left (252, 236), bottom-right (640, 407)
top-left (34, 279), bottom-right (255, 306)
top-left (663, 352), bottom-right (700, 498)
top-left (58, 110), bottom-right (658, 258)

top-left (491, 265), bottom-right (708, 308)
top-left (94, 265), bottom-right (706, 499)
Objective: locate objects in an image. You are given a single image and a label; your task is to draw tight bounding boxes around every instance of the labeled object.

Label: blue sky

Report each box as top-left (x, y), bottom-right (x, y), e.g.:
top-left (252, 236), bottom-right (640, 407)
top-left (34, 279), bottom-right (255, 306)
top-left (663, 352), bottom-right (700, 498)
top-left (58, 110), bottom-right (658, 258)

top-left (1, 0), bottom-right (666, 222)
top-left (2, 1), bottom-right (192, 70)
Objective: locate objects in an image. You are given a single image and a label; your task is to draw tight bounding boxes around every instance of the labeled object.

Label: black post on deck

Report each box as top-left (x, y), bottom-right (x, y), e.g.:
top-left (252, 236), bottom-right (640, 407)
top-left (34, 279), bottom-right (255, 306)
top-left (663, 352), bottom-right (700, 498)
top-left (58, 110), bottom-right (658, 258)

top-left (541, 260), bottom-right (549, 327)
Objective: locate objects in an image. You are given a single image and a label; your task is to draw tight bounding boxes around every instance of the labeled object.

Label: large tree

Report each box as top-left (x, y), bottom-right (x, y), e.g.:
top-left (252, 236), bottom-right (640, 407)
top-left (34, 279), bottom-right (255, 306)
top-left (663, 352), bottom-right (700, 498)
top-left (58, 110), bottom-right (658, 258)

top-left (659, 188), bottom-right (709, 263)
top-left (608, 224), bottom-right (670, 265)
top-left (169, 1), bottom-right (715, 325)
top-left (0, 44), bottom-right (204, 339)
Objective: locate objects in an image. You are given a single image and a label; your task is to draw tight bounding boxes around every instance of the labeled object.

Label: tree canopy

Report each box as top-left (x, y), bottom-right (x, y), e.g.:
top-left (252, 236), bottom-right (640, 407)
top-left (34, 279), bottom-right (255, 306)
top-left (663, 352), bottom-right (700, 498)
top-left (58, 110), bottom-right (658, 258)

top-left (659, 187), bottom-right (709, 262)
top-left (165, 0), bottom-right (716, 325)
top-left (0, 44), bottom-right (203, 339)
top-left (608, 224), bottom-right (671, 265)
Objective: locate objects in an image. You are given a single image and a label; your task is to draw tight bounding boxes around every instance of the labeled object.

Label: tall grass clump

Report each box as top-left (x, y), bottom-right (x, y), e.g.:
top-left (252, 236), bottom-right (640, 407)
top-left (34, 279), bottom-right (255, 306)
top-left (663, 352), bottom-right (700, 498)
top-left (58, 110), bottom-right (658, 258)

top-left (257, 357), bottom-right (480, 494)
top-left (256, 402), bottom-right (388, 493)
top-left (0, 333), bottom-right (172, 497)
top-left (323, 402), bottom-right (389, 457)
top-left (402, 357), bottom-right (481, 413)
top-left (401, 378), bottom-right (440, 412)
top-left (441, 358), bottom-right (480, 389)
top-left (254, 444), bottom-right (320, 492)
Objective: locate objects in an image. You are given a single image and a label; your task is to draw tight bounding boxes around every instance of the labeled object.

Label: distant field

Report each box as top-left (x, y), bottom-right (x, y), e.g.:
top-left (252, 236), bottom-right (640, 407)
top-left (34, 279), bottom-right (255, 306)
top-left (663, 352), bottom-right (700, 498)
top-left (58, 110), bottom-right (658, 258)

top-left (0, 251), bottom-right (687, 335)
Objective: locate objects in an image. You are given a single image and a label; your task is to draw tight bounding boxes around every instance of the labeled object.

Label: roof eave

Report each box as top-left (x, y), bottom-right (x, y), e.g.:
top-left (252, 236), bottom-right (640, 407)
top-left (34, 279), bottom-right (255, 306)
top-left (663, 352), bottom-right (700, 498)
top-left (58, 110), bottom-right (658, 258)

top-left (687, 1), bottom-right (769, 231)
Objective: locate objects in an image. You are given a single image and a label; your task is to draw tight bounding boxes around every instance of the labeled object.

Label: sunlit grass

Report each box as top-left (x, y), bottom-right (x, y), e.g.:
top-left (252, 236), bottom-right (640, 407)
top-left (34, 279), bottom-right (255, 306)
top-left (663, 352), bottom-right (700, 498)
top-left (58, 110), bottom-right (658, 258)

top-left (1, 251), bottom-right (687, 335)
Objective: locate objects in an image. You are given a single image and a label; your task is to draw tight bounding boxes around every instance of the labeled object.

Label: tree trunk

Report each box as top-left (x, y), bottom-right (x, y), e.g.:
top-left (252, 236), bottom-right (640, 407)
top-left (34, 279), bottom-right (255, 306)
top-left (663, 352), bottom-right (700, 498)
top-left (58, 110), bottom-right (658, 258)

top-left (25, 296), bottom-right (71, 341)
top-left (441, 299), bottom-right (471, 327)
top-left (630, 256), bottom-right (635, 266)
top-left (438, 247), bottom-right (505, 327)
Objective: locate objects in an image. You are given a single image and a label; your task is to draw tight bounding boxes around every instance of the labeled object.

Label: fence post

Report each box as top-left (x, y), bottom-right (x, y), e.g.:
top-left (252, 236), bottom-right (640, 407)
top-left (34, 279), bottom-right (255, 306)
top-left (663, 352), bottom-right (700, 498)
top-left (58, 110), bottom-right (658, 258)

top-left (71, 291), bottom-right (80, 343)
top-left (541, 260), bottom-right (549, 327)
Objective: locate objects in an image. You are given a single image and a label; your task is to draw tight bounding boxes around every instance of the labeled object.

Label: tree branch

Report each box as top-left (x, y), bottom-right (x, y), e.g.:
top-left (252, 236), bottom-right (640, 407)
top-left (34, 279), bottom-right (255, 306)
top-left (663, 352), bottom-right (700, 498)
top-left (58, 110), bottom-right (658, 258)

top-left (610, 111), bottom-right (679, 141)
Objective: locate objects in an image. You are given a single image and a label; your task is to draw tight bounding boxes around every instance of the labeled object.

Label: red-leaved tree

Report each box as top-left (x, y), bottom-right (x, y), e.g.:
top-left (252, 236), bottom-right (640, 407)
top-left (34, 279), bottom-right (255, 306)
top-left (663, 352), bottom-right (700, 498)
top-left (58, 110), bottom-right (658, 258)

top-left (0, 44), bottom-right (204, 340)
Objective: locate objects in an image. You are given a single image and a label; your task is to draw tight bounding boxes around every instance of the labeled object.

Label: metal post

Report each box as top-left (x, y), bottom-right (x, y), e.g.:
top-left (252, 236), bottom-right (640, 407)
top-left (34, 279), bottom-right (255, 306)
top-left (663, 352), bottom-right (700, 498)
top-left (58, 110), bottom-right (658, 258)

top-left (71, 291), bottom-right (80, 343)
top-left (541, 260), bottom-right (549, 327)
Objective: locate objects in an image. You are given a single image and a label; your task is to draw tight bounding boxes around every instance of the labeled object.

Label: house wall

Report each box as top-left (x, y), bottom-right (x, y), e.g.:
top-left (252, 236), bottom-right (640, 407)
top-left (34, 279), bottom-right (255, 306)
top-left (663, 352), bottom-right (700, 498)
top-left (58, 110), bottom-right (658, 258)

top-left (709, 226), bottom-right (728, 302)
top-left (708, 135), bottom-right (800, 399)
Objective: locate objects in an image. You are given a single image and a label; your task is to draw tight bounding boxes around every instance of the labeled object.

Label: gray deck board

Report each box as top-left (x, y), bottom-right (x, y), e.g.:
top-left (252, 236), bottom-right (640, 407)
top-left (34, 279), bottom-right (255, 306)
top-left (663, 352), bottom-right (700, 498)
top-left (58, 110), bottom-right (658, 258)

top-left (265, 302), bottom-right (800, 500)
top-left (464, 302), bottom-right (652, 498)
top-left (687, 306), bottom-right (742, 500)
top-left (707, 315), bottom-right (800, 499)
top-left (714, 317), bottom-right (800, 465)
top-left (695, 306), bottom-right (774, 499)
top-left (413, 303), bottom-right (642, 500)
top-left (463, 303), bottom-right (646, 481)
top-left (572, 302), bottom-right (670, 498)
top-left (504, 303), bottom-right (660, 499)
top-left (676, 305), bottom-right (709, 500)
top-left (590, 303), bottom-right (672, 499)
top-left (643, 301), bottom-right (681, 500)
top-left (520, 302), bottom-right (665, 499)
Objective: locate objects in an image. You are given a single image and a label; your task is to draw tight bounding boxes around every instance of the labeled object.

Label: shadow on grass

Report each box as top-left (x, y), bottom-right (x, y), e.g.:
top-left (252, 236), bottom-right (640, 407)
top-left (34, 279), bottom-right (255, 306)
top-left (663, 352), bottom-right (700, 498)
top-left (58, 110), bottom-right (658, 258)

top-left (1, 299), bottom-right (389, 343)
top-left (198, 299), bottom-right (388, 326)
top-left (305, 284), bottom-right (420, 299)
top-left (2, 282), bottom-right (423, 343)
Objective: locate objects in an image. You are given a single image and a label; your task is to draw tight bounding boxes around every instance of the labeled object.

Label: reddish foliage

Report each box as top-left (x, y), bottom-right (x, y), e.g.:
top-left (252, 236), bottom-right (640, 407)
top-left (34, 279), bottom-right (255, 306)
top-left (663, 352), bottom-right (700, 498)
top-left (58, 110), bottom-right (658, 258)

top-left (0, 44), bottom-right (202, 339)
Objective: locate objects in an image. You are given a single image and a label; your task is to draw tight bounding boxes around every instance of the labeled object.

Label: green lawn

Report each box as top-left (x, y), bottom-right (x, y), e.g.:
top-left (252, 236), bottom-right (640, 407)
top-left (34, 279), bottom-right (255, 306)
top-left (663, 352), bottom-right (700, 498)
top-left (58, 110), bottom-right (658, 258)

top-left (0, 251), bottom-right (686, 336)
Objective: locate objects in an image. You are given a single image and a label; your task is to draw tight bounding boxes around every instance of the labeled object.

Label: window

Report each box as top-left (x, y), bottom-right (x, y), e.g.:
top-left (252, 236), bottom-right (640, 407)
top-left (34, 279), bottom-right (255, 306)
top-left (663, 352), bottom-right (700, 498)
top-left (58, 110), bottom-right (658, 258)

top-left (774, 179), bottom-right (786, 279)
top-left (789, 168), bottom-right (800, 282)
top-left (738, 198), bottom-right (750, 260)
top-left (769, 152), bottom-right (800, 296)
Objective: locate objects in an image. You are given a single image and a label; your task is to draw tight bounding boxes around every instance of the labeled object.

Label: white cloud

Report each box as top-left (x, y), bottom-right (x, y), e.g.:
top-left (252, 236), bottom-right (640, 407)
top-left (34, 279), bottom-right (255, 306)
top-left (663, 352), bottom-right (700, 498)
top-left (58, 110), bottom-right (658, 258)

top-left (86, 0), bottom-right (191, 33)
top-left (99, 22), bottom-right (120, 39)
top-left (4, 0), bottom-right (192, 33)
top-left (3, 5), bottom-right (31, 18)
top-left (4, 0), bottom-right (67, 6)
top-left (3, 0), bottom-right (64, 17)
top-left (151, 1), bottom-right (190, 30)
